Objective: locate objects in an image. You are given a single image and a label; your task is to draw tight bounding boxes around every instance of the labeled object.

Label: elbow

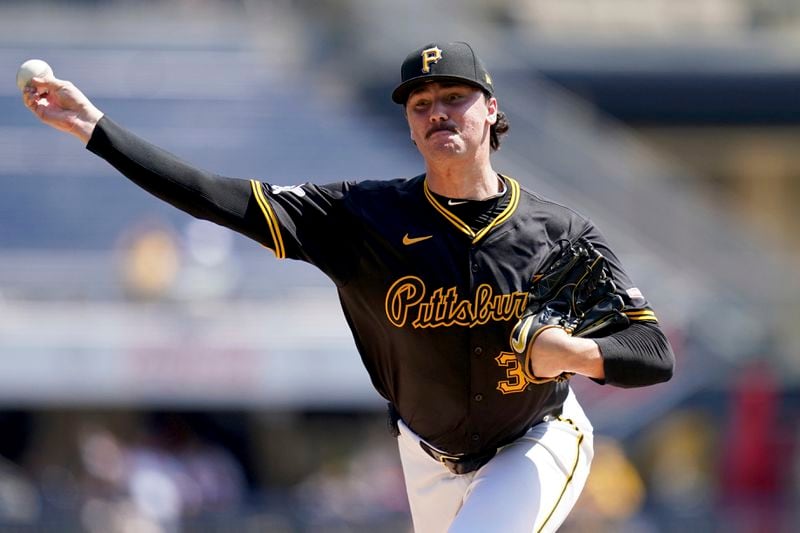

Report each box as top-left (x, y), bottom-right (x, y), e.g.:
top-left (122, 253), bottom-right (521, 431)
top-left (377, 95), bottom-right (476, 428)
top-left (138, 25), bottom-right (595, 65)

top-left (650, 354), bottom-right (675, 385)
top-left (651, 328), bottom-right (677, 384)
top-left (605, 330), bottom-right (675, 388)
top-left (598, 323), bottom-right (677, 388)
top-left (637, 331), bottom-right (676, 386)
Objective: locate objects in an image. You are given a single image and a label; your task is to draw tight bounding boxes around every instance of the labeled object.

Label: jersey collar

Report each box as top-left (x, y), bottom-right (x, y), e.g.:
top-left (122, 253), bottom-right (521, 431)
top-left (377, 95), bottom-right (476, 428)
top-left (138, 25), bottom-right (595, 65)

top-left (423, 175), bottom-right (520, 244)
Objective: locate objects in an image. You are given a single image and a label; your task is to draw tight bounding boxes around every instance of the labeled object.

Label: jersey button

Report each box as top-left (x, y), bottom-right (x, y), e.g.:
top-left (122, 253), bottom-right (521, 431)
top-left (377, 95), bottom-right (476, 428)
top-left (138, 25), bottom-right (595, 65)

top-left (473, 346), bottom-right (483, 356)
top-left (473, 393), bottom-right (483, 402)
top-left (471, 433), bottom-right (480, 441)
top-left (471, 264), bottom-right (479, 272)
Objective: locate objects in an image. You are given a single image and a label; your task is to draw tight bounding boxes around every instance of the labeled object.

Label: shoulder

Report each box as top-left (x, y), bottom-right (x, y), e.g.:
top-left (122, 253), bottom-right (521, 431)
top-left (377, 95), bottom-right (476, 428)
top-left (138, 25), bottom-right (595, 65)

top-left (277, 175), bottom-right (421, 202)
top-left (341, 175), bottom-right (425, 207)
top-left (508, 176), bottom-right (591, 235)
top-left (347, 175), bottom-right (424, 195)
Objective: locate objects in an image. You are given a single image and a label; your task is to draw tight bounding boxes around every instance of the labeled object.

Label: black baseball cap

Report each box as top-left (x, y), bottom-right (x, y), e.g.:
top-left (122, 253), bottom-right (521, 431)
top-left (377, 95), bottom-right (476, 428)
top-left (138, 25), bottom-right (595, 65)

top-left (391, 41), bottom-right (494, 104)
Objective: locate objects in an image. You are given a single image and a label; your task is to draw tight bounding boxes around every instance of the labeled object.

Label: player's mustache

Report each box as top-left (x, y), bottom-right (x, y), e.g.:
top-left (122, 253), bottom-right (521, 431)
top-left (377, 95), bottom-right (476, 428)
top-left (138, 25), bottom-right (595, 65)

top-left (426, 124), bottom-right (459, 138)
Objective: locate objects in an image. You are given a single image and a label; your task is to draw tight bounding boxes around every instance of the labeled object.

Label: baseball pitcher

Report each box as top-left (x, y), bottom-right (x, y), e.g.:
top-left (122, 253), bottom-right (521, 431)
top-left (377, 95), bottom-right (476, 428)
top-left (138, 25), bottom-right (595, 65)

top-left (21, 41), bottom-right (674, 532)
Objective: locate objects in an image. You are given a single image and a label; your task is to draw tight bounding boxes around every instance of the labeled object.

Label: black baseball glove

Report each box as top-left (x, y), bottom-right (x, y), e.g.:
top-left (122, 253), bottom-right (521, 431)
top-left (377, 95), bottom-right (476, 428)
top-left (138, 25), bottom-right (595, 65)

top-left (509, 238), bottom-right (629, 384)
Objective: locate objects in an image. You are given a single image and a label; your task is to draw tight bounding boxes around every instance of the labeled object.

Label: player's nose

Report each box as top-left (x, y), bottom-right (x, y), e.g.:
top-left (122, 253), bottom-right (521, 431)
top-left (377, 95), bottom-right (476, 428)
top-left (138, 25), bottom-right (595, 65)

top-left (428, 100), bottom-right (448, 122)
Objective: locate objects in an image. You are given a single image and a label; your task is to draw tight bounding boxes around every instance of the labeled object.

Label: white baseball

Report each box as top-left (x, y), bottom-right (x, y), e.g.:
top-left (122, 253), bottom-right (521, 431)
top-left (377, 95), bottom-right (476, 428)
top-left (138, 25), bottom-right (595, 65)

top-left (16, 59), bottom-right (53, 91)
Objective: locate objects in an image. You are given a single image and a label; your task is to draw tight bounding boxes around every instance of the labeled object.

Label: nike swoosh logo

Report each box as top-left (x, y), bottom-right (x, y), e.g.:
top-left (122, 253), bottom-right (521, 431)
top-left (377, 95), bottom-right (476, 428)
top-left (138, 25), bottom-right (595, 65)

top-left (510, 316), bottom-right (534, 354)
top-left (402, 234), bottom-right (433, 246)
top-left (447, 199), bottom-right (468, 206)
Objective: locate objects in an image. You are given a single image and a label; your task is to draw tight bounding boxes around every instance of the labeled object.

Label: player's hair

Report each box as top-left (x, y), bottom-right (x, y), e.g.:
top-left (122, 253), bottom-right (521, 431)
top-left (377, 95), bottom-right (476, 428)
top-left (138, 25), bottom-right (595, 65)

top-left (490, 110), bottom-right (509, 151)
top-left (483, 92), bottom-right (509, 151)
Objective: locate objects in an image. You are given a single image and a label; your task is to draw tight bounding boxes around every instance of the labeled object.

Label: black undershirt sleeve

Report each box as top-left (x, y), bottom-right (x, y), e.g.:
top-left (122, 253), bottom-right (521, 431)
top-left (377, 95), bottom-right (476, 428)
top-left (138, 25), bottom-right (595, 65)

top-left (592, 321), bottom-right (675, 388)
top-left (86, 115), bottom-right (272, 247)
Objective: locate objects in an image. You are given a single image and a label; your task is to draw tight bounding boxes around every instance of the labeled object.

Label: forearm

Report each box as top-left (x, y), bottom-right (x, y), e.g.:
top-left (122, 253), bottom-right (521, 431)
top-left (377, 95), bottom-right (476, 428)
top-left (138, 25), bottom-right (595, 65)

top-left (71, 107), bottom-right (103, 145)
top-left (530, 322), bottom-right (674, 387)
top-left (592, 322), bottom-right (675, 387)
top-left (529, 328), bottom-right (605, 380)
top-left (86, 116), bottom-right (262, 238)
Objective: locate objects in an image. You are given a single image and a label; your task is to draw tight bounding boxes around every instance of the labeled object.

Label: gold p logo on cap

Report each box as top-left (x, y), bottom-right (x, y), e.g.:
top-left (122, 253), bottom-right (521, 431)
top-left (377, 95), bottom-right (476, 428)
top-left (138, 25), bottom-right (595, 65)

top-left (421, 46), bottom-right (443, 73)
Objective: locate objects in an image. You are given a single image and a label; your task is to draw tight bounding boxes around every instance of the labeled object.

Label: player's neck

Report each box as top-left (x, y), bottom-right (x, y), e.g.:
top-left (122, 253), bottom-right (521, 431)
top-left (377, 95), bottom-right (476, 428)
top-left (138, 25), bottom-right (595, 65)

top-left (425, 159), bottom-right (500, 200)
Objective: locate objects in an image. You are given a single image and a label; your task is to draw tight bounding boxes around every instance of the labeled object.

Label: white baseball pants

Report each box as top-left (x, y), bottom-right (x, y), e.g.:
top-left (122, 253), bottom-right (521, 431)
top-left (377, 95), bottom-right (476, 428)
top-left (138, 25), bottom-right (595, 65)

top-left (396, 388), bottom-right (594, 533)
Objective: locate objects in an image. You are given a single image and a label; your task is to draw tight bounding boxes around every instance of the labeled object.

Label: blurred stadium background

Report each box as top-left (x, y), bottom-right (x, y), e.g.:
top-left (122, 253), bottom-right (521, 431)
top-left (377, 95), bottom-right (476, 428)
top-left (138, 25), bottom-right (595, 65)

top-left (1, 0), bottom-right (799, 531)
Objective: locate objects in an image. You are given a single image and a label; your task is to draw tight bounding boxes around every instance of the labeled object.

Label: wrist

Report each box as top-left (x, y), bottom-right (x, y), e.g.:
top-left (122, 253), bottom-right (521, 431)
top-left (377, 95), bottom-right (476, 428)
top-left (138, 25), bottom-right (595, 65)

top-left (562, 336), bottom-right (603, 377)
top-left (532, 328), bottom-right (604, 379)
top-left (74, 107), bottom-right (103, 145)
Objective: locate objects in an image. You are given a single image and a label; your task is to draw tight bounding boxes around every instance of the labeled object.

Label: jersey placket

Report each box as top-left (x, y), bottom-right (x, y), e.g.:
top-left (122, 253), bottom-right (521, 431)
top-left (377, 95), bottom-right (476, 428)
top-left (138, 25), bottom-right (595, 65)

top-left (466, 244), bottom-right (492, 453)
top-left (422, 177), bottom-right (521, 454)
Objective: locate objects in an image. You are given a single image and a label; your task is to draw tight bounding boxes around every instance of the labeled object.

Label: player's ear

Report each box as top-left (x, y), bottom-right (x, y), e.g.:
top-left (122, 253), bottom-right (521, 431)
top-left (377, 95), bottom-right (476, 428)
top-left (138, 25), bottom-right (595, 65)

top-left (486, 96), bottom-right (498, 125)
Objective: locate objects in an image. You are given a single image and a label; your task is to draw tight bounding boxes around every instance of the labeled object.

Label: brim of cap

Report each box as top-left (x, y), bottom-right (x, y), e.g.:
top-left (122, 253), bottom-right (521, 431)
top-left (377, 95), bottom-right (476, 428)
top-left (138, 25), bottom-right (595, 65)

top-left (391, 75), bottom-right (492, 104)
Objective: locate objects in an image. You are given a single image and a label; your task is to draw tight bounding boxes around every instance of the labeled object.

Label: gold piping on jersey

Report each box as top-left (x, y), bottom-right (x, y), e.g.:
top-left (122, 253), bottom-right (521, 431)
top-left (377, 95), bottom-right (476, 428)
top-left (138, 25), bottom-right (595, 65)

top-left (424, 180), bottom-right (473, 236)
top-left (474, 177), bottom-right (520, 242)
top-left (536, 417), bottom-right (584, 533)
top-left (250, 180), bottom-right (286, 259)
top-left (423, 175), bottom-right (520, 245)
top-left (623, 309), bottom-right (658, 323)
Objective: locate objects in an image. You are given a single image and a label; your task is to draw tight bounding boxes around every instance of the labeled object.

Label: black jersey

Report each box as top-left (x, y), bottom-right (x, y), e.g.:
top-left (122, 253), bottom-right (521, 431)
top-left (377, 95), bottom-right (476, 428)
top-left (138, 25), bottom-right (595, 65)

top-left (248, 175), bottom-right (661, 454)
top-left (87, 116), bottom-right (673, 456)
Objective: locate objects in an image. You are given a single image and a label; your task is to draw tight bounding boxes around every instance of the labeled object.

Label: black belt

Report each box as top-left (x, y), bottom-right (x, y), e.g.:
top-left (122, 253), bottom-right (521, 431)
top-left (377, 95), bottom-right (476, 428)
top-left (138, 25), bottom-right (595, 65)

top-left (418, 441), bottom-right (496, 475)
top-left (387, 403), bottom-right (563, 476)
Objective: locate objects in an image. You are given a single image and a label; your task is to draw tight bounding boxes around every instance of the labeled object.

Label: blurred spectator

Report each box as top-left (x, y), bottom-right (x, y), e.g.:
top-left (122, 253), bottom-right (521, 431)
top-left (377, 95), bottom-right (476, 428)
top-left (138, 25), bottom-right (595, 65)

top-left (635, 408), bottom-right (718, 526)
top-left (718, 359), bottom-right (785, 532)
top-left (293, 426), bottom-right (409, 528)
top-left (76, 415), bottom-right (245, 533)
top-left (564, 436), bottom-right (647, 533)
top-left (116, 219), bottom-right (181, 301)
top-left (0, 456), bottom-right (40, 525)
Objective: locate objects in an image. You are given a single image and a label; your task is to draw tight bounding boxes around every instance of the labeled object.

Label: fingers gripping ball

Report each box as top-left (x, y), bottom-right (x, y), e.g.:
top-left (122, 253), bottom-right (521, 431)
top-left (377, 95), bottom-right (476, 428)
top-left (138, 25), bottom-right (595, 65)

top-left (509, 238), bottom-right (629, 384)
top-left (16, 59), bottom-right (53, 91)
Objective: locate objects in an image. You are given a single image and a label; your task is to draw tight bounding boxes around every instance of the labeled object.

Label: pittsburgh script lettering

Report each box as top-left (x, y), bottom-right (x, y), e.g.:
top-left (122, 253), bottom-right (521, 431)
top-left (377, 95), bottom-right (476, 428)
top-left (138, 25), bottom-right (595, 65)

top-left (385, 276), bottom-right (528, 328)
